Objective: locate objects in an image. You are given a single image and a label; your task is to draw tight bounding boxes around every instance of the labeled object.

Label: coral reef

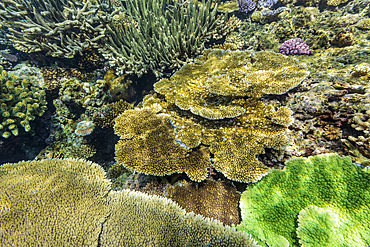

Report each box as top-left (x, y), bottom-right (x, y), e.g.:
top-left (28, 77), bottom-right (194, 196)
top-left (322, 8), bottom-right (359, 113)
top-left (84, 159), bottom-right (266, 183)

top-left (238, 0), bottom-right (257, 13)
top-left (166, 179), bottom-right (241, 226)
top-left (154, 49), bottom-right (309, 119)
top-left (114, 106), bottom-right (212, 182)
top-left (279, 38), bottom-right (312, 55)
top-left (0, 66), bottom-right (47, 138)
top-left (90, 99), bottom-right (133, 128)
top-left (112, 49), bottom-right (309, 183)
top-left (58, 78), bottom-right (110, 108)
top-left (0, 158), bottom-right (260, 246)
top-left (0, 0), bottom-right (111, 58)
top-left (237, 153), bottom-right (370, 247)
top-left (102, 0), bottom-right (240, 77)
top-left (74, 120), bottom-right (95, 136)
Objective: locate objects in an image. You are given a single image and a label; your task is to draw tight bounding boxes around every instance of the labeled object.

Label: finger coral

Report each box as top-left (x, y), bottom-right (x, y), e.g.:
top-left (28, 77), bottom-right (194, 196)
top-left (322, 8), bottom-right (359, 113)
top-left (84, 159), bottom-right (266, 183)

top-left (102, 0), bottom-right (240, 77)
top-left (237, 153), bottom-right (370, 247)
top-left (0, 66), bottom-right (47, 138)
top-left (0, 0), bottom-right (111, 58)
top-left (0, 158), bottom-right (260, 246)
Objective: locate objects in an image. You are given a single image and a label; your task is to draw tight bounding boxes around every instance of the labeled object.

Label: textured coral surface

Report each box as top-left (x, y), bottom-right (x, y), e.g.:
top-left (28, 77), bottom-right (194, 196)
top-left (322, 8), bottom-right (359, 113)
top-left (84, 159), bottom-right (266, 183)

top-left (237, 153), bottom-right (370, 247)
top-left (0, 158), bottom-right (259, 246)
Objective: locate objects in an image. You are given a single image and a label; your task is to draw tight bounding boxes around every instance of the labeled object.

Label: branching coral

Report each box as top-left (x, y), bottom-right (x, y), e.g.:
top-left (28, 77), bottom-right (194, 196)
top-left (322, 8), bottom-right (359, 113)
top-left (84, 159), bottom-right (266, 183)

top-left (237, 153), bottom-right (370, 247)
top-left (0, 158), bottom-right (260, 246)
top-left (0, 0), bottom-right (112, 58)
top-left (0, 66), bottom-right (47, 138)
top-left (102, 0), bottom-right (240, 77)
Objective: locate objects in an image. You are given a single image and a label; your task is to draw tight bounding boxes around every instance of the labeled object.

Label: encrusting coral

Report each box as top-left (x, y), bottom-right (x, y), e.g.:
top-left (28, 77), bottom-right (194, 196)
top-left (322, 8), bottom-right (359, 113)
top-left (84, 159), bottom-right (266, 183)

top-left (236, 153), bottom-right (370, 247)
top-left (114, 49), bottom-right (308, 183)
top-left (0, 66), bottom-right (47, 138)
top-left (0, 0), bottom-right (111, 58)
top-left (0, 158), bottom-right (260, 246)
top-left (166, 179), bottom-right (241, 226)
top-left (102, 0), bottom-right (240, 77)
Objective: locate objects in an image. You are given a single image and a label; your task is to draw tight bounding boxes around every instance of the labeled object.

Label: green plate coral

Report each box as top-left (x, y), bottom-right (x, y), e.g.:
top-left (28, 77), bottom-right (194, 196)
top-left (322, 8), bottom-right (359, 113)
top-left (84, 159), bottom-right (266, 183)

top-left (237, 153), bottom-right (370, 247)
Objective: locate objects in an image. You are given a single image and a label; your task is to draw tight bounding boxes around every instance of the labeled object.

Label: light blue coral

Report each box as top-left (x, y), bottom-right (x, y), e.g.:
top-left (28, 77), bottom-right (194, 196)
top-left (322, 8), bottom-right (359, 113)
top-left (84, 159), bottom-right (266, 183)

top-left (236, 153), bottom-right (370, 247)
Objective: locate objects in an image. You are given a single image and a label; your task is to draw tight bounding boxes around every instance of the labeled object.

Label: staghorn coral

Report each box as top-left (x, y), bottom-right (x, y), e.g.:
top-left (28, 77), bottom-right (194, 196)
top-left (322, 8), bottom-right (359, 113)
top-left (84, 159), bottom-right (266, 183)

top-left (236, 153), bottom-right (370, 247)
top-left (102, 0), bottom-right (240, 77)
top-left (114, 107), bottom-right (212, 182)
top-left (166, 179), bottom-right (241, 226)
top-left (0, 0), bottom-right (111, 58)
top-left (0, 158), bottom-right (260, 246)
top-left (0, 66), bottom-right (47, 138)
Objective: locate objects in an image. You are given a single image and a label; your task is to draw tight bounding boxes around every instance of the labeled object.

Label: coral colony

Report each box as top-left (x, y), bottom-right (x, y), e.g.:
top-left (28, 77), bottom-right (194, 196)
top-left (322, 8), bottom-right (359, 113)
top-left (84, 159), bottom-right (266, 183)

top-left (279, 38), bottom-right (313, 55)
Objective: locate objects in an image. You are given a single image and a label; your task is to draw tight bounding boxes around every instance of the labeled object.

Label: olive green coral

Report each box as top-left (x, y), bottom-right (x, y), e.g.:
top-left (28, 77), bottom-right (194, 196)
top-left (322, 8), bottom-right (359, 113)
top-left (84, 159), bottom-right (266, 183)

top-left (236, 153), bottom-right (370, 247)
top-left (0, 158), bottom-right (260, 246)
top-left (0, 0), bottom-right (110, 58)
top-left (0, 66), bottom-right (47, 138)
top-left (102, 0), bottom-right (240, 77)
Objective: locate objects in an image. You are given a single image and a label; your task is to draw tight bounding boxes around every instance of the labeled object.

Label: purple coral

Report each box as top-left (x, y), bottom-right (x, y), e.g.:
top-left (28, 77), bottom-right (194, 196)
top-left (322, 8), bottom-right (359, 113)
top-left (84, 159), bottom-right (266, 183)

top-left (260, 0), bottom-right (278, 8)
top-left (279, 38), bottom-right (312, 56)
top-left (238, 0), bottom-right (257, 13)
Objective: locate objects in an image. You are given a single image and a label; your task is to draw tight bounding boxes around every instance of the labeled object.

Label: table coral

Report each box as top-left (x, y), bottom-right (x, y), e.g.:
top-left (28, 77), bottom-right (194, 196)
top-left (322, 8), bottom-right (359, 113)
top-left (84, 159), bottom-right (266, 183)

top-left (0, 158), bottom-right (260, 246)
top-left (134, 49), bottom-right (309, 183)
top-left (0, 66), bottom-right (47, 138)
top-left (237, 153), bottom-right (370, 247)
top-left (154, 49), bottom-right (309, 120)
top-left (114, 107), bottom-right (212, 182)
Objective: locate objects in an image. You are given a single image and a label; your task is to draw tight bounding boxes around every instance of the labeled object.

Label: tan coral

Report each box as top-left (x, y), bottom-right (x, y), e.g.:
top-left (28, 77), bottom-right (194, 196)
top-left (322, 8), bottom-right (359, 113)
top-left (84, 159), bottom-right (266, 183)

top-left (166, 179), bottom-right (241, 226)
top-left (102, 189), bottom-right (258, 246)
top-left (154, 49), bottom-right (309, 120)
top-left (0, 158), bottom-right (260, 246)
top-left (0, 158), bottom-right (110, 246)
top-left (114, 107), bottom-right (211, 182)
